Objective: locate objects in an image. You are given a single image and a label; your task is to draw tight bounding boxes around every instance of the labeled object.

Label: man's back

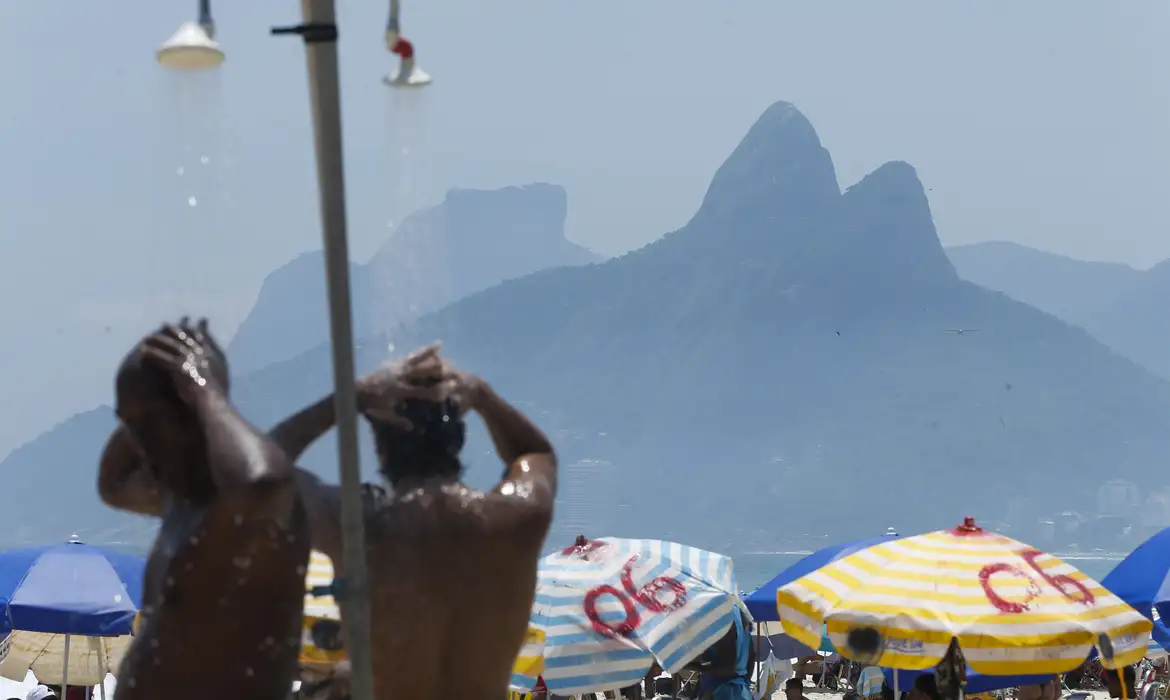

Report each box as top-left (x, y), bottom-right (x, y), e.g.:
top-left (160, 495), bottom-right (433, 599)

top-left (270, 349), bottom-right (558, 700)
top-left (119, 492), bottom-right (308, 699)
top-left (361, 482), bottom-right (551, 700)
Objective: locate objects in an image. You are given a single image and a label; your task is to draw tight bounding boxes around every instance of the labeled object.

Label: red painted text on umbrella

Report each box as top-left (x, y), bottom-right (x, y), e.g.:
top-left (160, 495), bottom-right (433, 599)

top-left (979, 549), bottom-right (1095, 613)
top-left (583, 555), bottom-right (688, 638)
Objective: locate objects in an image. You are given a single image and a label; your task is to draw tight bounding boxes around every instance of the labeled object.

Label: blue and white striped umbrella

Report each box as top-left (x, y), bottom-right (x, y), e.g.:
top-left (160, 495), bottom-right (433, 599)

top-left (510, 537), bottom-right (747, 696)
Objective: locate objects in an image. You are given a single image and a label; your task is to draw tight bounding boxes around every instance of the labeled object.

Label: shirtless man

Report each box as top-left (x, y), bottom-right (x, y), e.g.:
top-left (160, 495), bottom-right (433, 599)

top-left (98, 320), bottom-right (308, 699)
top-left (269, 344), bottom-right (557, 700)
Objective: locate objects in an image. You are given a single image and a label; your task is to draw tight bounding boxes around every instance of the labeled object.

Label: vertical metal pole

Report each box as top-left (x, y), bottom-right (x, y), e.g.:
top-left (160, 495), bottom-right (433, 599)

top-left (296, 1), bottom-right (376, 698)
top-left (61, 634), bottom-right (71, 697)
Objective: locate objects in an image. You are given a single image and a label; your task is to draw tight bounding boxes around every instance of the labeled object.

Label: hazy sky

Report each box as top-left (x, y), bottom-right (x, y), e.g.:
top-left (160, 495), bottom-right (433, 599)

top-left (1, 0), bottom-right (1168, 458)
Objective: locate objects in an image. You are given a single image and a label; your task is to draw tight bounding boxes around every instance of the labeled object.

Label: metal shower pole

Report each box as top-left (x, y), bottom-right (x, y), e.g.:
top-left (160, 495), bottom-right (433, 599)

top-left (273, 1), bottom-right (376, 698)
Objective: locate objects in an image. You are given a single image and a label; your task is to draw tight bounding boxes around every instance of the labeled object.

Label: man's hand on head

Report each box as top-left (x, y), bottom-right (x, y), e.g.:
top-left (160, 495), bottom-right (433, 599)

top-left (356, 343), bottom-right (447, 428)
top-left (435, 358), bottom-right (485, 416)
top-left (140, 318), bottom-right (225, 404)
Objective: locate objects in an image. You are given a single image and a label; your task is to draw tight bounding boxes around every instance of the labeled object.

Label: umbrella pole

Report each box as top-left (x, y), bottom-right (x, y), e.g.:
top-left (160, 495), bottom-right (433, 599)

top-left (61, 633), bottom-right (70, 697)
top-left (98, 639), bottom-right (108, 700)
top-left (755, 622), bottom-right (762, 692)
top-left (275, 0), bottom-right (376, 699)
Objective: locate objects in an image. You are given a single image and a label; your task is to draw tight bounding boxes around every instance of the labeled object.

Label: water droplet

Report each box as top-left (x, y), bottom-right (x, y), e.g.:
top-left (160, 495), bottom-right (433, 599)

top-left (296, 565), bottom-right (307, 576)
top-left (189, 535), bottom-right (200, 545)
top-left (245, 667), bottom-right (254, 677)
top-left (385, 219), bottom-right (395, 229)
top-left (114, 594), bottom-right (122, 603)
top-left (387, 343), bottom-right (396, 354)
top-left (150, 639), bottom-right (160, 649)
top-left (128, 679), bottom-right (137, 688)
top-left (234, 514), bottom-right (245, 526)
top-left (175, 166), bottom-right (185, 176)
top-left (187, 196), bottom-right (198, 207)
top-left (200, 155), bottom-right (210, 165)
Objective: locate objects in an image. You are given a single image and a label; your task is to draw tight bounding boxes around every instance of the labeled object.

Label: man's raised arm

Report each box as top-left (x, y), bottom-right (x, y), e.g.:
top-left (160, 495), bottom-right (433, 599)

top-left (142, 324), bottom-right (294, 520)
top-left (269, 343), bottom-right (445, 464)
top-left (97, 425), bottom-right (166, 517)
top-left (468, 378), bottom-right (557, 508)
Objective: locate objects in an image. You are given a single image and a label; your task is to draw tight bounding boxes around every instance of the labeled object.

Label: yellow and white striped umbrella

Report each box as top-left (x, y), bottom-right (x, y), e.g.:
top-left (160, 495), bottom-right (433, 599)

top-left (302, 550), bottom-right (345, 668)
top-left (777, 518), bottom-right (1152, 675)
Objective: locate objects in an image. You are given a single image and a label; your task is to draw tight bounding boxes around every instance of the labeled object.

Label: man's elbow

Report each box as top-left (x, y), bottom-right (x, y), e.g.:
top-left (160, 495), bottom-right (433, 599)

top-left (96, 478), bottom-right (122, 509)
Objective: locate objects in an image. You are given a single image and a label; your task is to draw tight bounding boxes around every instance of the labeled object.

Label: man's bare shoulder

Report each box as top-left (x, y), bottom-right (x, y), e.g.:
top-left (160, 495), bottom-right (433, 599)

top-left (482, 480), bottom-right (553, 536)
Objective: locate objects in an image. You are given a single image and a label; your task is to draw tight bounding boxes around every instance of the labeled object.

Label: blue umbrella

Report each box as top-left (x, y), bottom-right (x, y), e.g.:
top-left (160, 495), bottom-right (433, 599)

top-left (0, 539), bottom-right (144, 636)
top-left (745, 532), bottom-right (902, 621)
top-left (1101, 527), bottom-right (1170, 649)
top-left (881, 668), bottom-right (1054, 694)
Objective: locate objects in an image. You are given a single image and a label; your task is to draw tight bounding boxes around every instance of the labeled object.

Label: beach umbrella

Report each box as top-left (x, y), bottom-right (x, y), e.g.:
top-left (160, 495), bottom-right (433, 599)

top-left (0, 539), bottom-right (143, 689)
top-left (1101, 527), bottom-right (1170, 649)
top-left (745, 531), bottom-right (902, 621)
top-left (776, 517), bottom-right (1150, 678)
top-left (753, 621), bottom-right (833, 657)
top-left (300, 551), bottom-right (347, 669)
top-left (510, 537), bottom-right (747, 696)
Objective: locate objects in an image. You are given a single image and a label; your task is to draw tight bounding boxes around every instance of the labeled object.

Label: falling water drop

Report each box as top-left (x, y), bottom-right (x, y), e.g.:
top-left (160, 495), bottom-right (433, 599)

top-left (200, 155), bottom-right (210, 165)
top-left (176, 166), bottom-right (185, 176)
top-left (387, 343), bottom-right (396, 354)
top-left (187, 196), bottom-right (198, 207)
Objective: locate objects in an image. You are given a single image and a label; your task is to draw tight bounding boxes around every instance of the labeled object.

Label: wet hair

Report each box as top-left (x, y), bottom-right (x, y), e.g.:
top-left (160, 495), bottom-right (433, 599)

top-left (369, 391), bottom-right (465, 486)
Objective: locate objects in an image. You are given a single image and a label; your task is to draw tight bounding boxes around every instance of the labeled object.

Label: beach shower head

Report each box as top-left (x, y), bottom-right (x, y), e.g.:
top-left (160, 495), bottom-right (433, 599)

top-left (383, 3), bottom-right (431, 87)
top-left (157, 0), bottom-right (225, 70)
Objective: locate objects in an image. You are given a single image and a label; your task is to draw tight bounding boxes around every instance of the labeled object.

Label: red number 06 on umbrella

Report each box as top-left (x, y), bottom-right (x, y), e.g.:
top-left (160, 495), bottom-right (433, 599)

top-left (979, 549), bottom-right (1095, 614)
top-left (583, 555), bottom-right (688, 638)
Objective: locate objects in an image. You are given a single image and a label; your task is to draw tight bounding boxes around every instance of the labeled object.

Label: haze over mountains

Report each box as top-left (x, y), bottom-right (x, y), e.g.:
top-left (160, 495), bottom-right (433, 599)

top-left (228, 183), bottom-right (601, 375)
top-left (950, 241), bottom-right (1170, 379)
top-left (6, 101), bottom-right (1170, 554)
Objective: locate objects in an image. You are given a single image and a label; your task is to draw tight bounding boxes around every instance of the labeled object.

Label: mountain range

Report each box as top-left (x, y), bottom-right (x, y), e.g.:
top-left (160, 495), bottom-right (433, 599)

top-left (949, 241), bottom-right (1169, 379)
top-left (227, 183), bottom-right (601, 375)
top-left (5, 101), bottom-right (1170, 554)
